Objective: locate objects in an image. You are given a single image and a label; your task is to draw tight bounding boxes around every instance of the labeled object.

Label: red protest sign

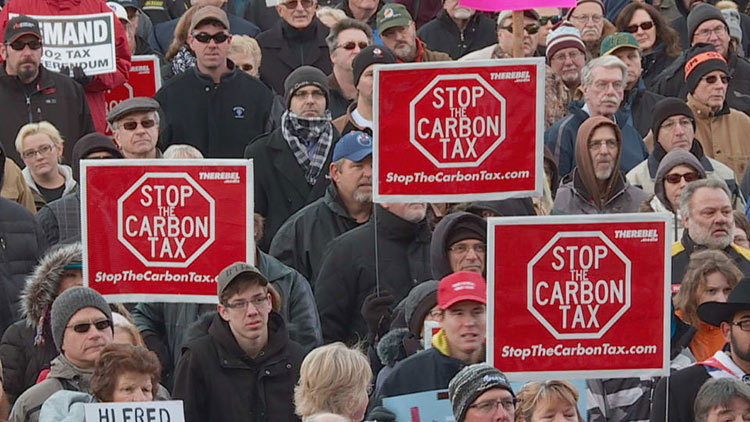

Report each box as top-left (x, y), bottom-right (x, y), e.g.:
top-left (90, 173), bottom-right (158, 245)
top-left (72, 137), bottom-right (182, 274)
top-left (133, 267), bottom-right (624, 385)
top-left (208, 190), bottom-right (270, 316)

top-left (373, 59), bottom-right (544, 203)
top-left (487, 214), bottom-right (671, 380)
top-left (104, 55), bottom-right (162, 135)
top-left (81, 160), bottom-right (253, 303)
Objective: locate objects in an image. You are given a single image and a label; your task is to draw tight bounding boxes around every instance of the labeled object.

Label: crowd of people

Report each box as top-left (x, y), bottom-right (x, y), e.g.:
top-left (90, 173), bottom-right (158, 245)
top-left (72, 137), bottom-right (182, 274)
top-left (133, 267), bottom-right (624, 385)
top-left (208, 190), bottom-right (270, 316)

top-left (3, 0), bottom-right (750, 421)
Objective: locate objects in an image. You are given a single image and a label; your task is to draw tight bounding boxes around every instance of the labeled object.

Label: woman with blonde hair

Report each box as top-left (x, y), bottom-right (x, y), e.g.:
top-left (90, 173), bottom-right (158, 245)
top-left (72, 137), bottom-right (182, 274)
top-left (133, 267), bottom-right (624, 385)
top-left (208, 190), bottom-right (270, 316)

top-left (674, 249), bottom-right (742, 361)
top-left (515, 380), bottom-right (582, 422)
top-left (294, 342), bottom-right (372, 422)
top-left (229, 35), bottom-right (262, 77)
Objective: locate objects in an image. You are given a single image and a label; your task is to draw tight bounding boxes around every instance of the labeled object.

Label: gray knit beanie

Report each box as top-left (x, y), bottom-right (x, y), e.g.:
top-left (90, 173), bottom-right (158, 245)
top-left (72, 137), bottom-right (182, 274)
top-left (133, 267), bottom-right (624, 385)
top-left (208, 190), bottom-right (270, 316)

top-left (51, 286), bottom-right (112, 350)
top-left (283, 65), bottom-right (330, 109)
top-left (687, 3), bottom-right (727, 42)
top-left (449, 363), bottom-right (514, 422)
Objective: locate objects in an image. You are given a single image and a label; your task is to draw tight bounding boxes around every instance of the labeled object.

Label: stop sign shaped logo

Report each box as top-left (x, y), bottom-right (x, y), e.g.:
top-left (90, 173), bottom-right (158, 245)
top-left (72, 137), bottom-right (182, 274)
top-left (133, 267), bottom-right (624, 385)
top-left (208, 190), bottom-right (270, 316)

top-left (410, 74), bottom-right (506, 168)
top-left (527, 232), bottom-right (631, 340)
top-left (118, 173), bottom-right (215, 267)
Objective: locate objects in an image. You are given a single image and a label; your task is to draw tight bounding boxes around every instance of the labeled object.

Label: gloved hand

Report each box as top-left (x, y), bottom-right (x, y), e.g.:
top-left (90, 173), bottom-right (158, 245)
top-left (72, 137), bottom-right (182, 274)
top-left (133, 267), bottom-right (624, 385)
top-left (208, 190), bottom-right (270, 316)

top-left (365, 406), bottom-right (396, 422)
top-left (361, 291), bottom-right (395, 339)
top-left (60, 65), bottom-right (93, 86)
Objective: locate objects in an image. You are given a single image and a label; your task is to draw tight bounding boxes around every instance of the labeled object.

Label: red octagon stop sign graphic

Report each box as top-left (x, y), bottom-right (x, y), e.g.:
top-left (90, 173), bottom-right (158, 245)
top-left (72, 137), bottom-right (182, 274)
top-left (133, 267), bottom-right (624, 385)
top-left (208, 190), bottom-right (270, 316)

top-left (117, 173), bottom-right (215, 268)
top-left (410, 74), bottom-right (506, 168)
top-left (527, 232), bottom-right (631, 340)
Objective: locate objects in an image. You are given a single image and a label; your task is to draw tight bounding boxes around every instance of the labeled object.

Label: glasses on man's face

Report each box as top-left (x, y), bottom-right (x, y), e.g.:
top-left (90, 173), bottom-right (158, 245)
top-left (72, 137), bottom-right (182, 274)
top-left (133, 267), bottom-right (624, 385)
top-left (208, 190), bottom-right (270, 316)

top-left (238, 63), bottom-right (254, 72)
top-left (22, 144), bottom-right (56, 159)
top-left (588, 139), bottom-right (617, 151)
top-left (447, 243), bottom-right (487, 255)
top-left (8, 39), bottom-right (42, 51)
top-left (693, 24), bottom-right (727, 39)
top-left (539, 15), bottom-right (561, 25)
top-left (701, 74), bottom-right (731, 85)
top-left (281, 0), bottom-right (314, 9)
top-left (225, 296), bottom-right (269, 311)
top-left (550, 50), bottom-right (584, 64)
top-left (292, 89), bottom-right (326, 100)
top-left (592, 79), bottom-right (624, 91)
top-left (120, 119), bottom-right (156, 131)
top-left (67, 319), bottom-right (112, 334)
top-left (570, 13), bottom-right (603, 24)
top-left (731, 320), bottom-right (750, 332)
top-left (625, 21), bottom-right (654, 33)
top-left (499, 23), bottom-right (539, 35)
top-left (469, 398), bottom-right (517, 414)
top-left (192, 32), bottom-right (230, 44)
top-left (337, 41), bottom-right (368, 50)
top-left (664, 172), bottom-right (699, 184)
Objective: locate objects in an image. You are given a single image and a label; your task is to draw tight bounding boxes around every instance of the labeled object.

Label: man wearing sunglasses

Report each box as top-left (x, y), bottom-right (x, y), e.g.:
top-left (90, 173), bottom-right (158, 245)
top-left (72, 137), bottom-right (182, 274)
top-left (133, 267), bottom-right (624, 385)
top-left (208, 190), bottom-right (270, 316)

top-left (415, 0), bottom-right (496, 60)
top-left (256, 0), bottom-right (333, 95)
top-left (155, 6), bottom-right (275, 158)
top-left (535, 7), bottom-right (561, 54)
top-left (9, 287), bottom-right (113, 422)
top-left (325, 18), bottom-right (373, 119)
top-left (460, 9), bottom-right (540, 60)
top-left (107, 97), bottom-right (162, 159)
top-left (377, 4), bottom-right (450, 63)
top-left (0, 15), bottom-right (95, 167)
top-left (652, 278), bottom-right (750, 422)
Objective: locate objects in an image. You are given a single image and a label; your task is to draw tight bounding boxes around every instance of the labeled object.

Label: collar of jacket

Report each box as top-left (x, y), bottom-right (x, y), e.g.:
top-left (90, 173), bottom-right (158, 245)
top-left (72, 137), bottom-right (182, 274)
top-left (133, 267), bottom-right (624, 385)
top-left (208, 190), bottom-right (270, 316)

top-left (257, 249), bottom-right (295, 284)
top-left (569, 168), bottom-right (628, 209)
top-left (647, 138), bottom-right (711, 178)
top-left (191, 60), bottom-right (240, 85)
top-left (0, 63), bottom-right (55, 92)
top-left (281, 18), bottom-right (319, 42)
top-left (436, 9), bottom-right (480, 33)
top-left (679, 229), bottom-right (734, 256)
top-left (324, 182), bottom-right (361, 222)
top-left (339, 0), bottom-right (382, 27)
top-left (49, 355), bottom-right (94, 382)
top-left (431, 328), bottom-right (486, 362)
top-left (688, 93), bottom-right (730, 119)
top-left (397, 38), bottom-right (427, 63)
top-left (373, 204), bottom-right (429, 241)
top-left (209, 311), bottom-right (290, 367)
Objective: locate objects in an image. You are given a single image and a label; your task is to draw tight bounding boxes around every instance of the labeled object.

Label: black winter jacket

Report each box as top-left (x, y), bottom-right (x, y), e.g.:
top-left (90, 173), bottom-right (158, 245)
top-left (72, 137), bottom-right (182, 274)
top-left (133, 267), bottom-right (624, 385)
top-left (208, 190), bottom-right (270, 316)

top-left (245, 127), bottom-right (335, 251)
top-left (377, 347), bottom-right (466, 400)
top-left (315, 205), bottom-right (432, 345)
top-left (0, 64), bottom-right (94, 166)
top-left (650, 363), bottom-right (710, 422)
top-left (416, 10), bottom-right (496, 60)
top-left (155, 65), bottom-right (274, 158)
top-left (0, 320), bottom-right (56, 406)
top-left (256, 19), bottom-right (332, 95)
top-left (270, 183), bottom-right (365, 284)
top-left (625, 82), bottom-right (664, 138)
top-left (173, 312), bottom-right (304, 422)
top-left (671, 230), bottom-right (750, 286)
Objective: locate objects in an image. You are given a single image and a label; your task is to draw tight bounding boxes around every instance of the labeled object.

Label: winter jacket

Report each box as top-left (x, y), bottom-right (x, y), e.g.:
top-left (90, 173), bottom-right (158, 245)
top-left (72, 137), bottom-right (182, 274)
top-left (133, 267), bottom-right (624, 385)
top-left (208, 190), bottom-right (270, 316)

top-left (8, 355), bottom-right (92, 422)
top-left (22, 166), bottom-right (77, 212)
top-left (671, 231), bottom-right (750, 287)
top-left (336, 0), bottom-right (384, 30)
top-left (553, 170), bottom-right (649, 214)
top-left (242, 0), bottom-right (280, 32)
top-left (149, 12), bottom-right (260, 56)
top-left (429, 212), bottom-right (485, 280)
top-left (269, 183), bottom-right (365, 284)
top-left (641, 44), bottom-right (677, 89)
top-left (256, 19), bottom-right (332, 95)
top-left (332, 102), bottom-right (372, 137)
top-left (37, 391), bottom-right (92, 422)
top-left (544, 101), bottom-right (648, 179)
top-left (327, 73), bottom-right (353, 120)
top-left (245, 127), bottom-right (335, 250)
top-left (315, 205), bottom-right (432, 345)
top-left (650, 362), bottom-right (710, 422)
top-left (417, 10), bottom-right (497, 60)
top-left (622, 80), bottom-right (664, 138)
top-left (0, 144), bottom-right (46, 337)
top-left (669, 2), bottom-right (750, 58)
top-left (0, 65), bottom-right (94, 166)
top-left (35, 192), bottom-right (81, 247)
top-left (687, 95), bottom-right (750, 177)
top-left (155, 64), bottom-right (274, 158)
top-left (392, 0), bottom-right (439, 29)
top-left (0, 0), bottom-right (131, 134)
top-left (172, 312), bottom-right (304, 422)
top-left (1, 158), bottom-right (35, 214)
top-left (0, 243), bottom-right (81, 408)
top-left (398, 38), bottom-right (452, 63)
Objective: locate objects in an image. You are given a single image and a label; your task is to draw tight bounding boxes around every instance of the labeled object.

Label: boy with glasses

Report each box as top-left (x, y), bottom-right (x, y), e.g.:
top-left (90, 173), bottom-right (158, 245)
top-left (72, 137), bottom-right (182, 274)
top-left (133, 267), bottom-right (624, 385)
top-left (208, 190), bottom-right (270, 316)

top-left (173, 262), bottom-right (304, 422)
top-left (9, 287), bottom-right (114, 422)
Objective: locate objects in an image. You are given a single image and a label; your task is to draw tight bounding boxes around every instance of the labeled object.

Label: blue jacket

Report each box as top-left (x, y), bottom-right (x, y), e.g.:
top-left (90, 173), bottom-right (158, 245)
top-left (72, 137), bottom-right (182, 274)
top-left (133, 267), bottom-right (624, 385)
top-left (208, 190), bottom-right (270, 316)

top-left (544, 101), bottom-right (648, 179)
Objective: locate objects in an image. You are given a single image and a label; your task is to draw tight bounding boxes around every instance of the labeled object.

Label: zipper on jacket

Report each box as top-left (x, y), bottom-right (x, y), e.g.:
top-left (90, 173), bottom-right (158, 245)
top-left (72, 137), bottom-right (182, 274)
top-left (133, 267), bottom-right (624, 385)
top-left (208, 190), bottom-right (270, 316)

top-left (26, 95), bottom-right (32, 122)
top-left (0, 237), bottom-right (5, 250)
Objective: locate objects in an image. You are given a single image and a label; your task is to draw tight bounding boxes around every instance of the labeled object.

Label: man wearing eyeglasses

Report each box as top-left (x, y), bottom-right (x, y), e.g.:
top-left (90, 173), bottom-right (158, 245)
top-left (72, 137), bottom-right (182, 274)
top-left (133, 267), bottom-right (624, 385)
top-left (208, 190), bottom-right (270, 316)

top-left (9, 287), bottom-right (114, 422)
top-left (415, 0), bottom-right (496, 60)
top-left (449, 363), bottom-right (515, 422)
top-left (173, 262), bottom-right (304, 422)
top-left (325, 19), bottom-right (373, 118)
top-left (155, 6), bottom-right (275, 158)
top-left (461, 9), bottom-right (539, 60)
top-left (107, 97), bottom-right (162, 159)
top-left (626, 98), bottom-right (744, 210)
top-left (565, 0), bottom-right (614, 58)
top-left (377, 4), bottom-right (450, 63)
top-left (431, 212), bottom-right (486, 280)
top-left (0, 15), bottom-right (95, 167)
top-left (256, 0), bottom-right (333, 95)
top-left (652, 278), bottom-right (750, 422)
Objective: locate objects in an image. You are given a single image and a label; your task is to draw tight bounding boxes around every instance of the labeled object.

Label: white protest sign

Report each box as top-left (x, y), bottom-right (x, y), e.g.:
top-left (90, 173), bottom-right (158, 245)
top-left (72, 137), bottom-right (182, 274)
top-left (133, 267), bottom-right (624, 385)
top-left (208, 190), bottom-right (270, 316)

top-left (10, 12), bottom-right (117, 76)
top-left (84, 400), bottom-right (184, 422)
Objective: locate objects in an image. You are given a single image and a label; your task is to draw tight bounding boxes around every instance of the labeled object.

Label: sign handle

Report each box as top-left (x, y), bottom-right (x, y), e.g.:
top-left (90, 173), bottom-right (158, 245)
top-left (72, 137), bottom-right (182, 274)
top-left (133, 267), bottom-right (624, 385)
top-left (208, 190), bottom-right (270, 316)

top-left (512, 10), bottom-right (524, 58)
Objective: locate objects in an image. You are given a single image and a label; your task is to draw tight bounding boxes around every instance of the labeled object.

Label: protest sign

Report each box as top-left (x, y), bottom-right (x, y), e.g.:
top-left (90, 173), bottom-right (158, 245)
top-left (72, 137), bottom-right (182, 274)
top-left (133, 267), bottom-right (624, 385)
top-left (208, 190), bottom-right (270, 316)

top-left (81, 160), bottom-right (253, 303)
top-left (11, 12), bottom-right (117, 75)
top-left (487, 214), bottom-right (671, 380)
top-left (459, 0), bottom-right (576, 11)
top-left (373, 59), bottom-right (544, 203)
top-left (84, 400), bottom-right (184, 422)
top-left (105, 55), bottom-right (162, 135)
top-left (383, 389), bottom-right (454, 422)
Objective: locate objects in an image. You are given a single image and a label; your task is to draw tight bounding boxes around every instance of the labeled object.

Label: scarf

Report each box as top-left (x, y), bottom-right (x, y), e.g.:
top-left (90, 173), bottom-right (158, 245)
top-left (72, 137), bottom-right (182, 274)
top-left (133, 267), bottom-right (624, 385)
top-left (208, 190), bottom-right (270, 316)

top-left (699, 350), bottom-right (749, 382)
top-left (171, 45), bottom-right (196, 76)
top-left (281, 110), bottom-right (333, 185)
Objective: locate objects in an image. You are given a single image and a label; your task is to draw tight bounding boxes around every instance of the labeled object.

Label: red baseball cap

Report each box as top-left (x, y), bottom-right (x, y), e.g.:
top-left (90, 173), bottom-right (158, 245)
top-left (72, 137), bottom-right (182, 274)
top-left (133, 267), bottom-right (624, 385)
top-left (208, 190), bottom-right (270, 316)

top-left (438, 271), bottom-right (487, 310)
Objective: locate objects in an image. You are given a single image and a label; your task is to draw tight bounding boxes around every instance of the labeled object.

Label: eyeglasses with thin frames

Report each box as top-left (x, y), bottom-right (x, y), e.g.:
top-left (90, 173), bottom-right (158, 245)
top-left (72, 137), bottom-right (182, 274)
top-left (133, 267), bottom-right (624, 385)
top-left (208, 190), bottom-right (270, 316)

top-left (468, 398), bottom-right (517, 414)
top-left (224, 296), bottom-right (269, 311)
top-left (693, 25), bottom-right (727, 39)
top-left (22, 144), bottom-right (56, 159)
top-left (731, 320), bottom-right (750, 332)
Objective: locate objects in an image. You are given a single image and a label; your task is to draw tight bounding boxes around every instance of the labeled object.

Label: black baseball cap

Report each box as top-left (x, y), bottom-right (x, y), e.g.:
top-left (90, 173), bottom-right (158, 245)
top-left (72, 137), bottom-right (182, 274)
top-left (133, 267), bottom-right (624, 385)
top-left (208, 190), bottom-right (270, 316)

top-left (4, 15), bottom-right (42, 44)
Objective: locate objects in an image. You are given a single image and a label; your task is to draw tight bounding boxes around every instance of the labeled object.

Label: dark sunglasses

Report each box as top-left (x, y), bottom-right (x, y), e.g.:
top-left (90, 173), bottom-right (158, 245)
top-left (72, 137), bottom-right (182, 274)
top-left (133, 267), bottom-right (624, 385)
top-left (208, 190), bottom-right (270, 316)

top-left (121, 119), bottom-right (156, 131)
top-left (68, 319), bottom-right (112, 333)
top-left (539, 15), bottom-right (561, 25)
top-left (193, 32), bottom-right (230, 44)
top-left (625, 21), bottom-right (654, 33)
top-left (665, 172), bottom-right (700, 184)
top-left (338, 41), bottom-right (368, 50)
top-left (702, 74), bottom-right (731, 85)
top-left (281, 0), bottom-right (314, 9)
top-left (499, 23), bottom-right (539, 35)
top-left (239, 63), bottom-right (254, 71)
top-left (8, 39), bottom-right (42, 51)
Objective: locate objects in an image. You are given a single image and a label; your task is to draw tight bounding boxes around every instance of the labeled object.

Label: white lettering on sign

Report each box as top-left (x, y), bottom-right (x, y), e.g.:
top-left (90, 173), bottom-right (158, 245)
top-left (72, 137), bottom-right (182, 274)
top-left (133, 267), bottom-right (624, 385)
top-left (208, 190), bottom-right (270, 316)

top-left (42, 20), bottom-right (109, 45)
top-left (84, 400), bottom-right (184, 422)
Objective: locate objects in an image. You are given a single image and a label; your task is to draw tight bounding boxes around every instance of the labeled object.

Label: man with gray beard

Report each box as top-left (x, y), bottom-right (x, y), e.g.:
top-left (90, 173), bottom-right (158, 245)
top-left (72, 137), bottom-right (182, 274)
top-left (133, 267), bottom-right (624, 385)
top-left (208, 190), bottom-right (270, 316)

top-left (270, 131), bottom-right (373, 284)
top-left (671, 178), bottom-right (750, 288)
top-left (315, 200), bottom-right (432, 345)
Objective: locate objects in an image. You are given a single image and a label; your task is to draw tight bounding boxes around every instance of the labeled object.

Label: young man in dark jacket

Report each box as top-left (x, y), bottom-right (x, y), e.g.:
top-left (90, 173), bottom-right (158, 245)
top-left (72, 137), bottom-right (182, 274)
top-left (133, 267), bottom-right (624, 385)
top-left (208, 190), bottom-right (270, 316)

top-left (173, 262), bottom-right (304, 422)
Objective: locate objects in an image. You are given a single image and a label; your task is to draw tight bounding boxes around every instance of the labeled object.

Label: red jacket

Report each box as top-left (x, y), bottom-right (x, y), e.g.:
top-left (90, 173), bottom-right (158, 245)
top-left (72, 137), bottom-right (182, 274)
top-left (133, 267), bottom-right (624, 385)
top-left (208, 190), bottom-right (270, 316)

top-left (0, 0), bottom-right (131, 133)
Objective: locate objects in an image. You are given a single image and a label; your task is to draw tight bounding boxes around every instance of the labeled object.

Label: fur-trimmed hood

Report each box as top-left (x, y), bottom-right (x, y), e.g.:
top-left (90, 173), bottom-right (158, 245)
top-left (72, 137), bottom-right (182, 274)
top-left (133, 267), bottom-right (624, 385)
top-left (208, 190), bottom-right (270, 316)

top-left (21, 242), bottom-right (82, 328)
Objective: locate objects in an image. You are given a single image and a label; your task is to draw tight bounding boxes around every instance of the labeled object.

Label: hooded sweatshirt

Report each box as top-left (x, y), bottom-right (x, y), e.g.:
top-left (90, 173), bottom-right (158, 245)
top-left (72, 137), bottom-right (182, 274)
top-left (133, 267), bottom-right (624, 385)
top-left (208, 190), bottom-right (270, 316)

top-left (653, 149), bottom-right (707, 242)
top-left (429, 212), bottom-right (486, 280)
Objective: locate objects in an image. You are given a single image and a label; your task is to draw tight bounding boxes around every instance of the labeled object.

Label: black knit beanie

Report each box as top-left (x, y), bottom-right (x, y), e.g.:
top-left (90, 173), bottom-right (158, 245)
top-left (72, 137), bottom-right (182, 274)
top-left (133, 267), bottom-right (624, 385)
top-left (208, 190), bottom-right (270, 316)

top-left (684, 45), bottom-right (728, 94)
top-left (352, 45), bottom-right (397, 87)
top-left (651, 98), bottom-right (696, 144)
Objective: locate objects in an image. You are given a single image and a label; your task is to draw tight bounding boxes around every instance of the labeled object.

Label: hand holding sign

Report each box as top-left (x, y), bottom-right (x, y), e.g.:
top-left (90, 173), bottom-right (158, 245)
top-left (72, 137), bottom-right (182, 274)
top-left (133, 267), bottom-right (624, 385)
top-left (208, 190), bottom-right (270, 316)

top-left (60, 65), bottom-right (94, 86)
